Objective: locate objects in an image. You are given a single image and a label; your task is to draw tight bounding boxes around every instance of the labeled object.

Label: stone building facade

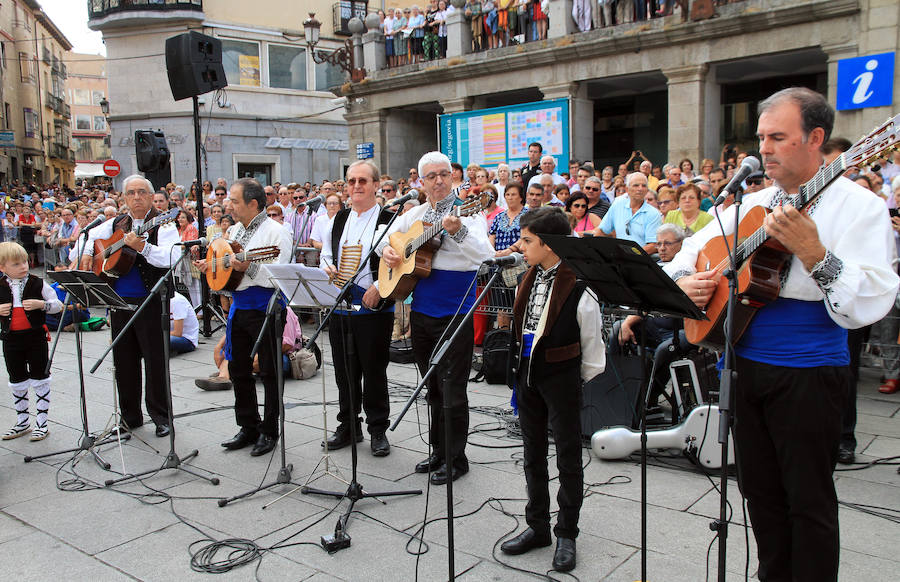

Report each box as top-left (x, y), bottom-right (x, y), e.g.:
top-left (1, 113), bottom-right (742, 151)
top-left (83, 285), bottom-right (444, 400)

top-left (0, 0), bottom-right (75, 187)
top-left (88, 0), bottom-right (360, 189)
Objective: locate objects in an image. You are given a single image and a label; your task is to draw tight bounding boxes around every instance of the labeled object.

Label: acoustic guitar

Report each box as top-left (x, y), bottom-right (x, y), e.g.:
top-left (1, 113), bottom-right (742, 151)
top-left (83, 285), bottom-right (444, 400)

top-left (378, 191), bottom-right (494, 301)
top-left (205, 237), bottom-right (281, 291)
top-left (92, 208), bottom-right (179, 279)
top-left (685, 113), bottom-right (900, 349)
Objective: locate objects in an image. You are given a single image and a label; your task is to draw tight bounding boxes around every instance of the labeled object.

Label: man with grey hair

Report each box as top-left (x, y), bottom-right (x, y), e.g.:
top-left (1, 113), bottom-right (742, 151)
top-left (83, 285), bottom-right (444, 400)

top-left (379, 151), bottom-right (493, 485)
top-left (79, 174), bottom-right (179, 438)
top-left (318, 159), bottom-right (394, 457)
top-left (528, 155), bottom-right (566, 188)
top-left (595, 172), bottom-right (661, 254)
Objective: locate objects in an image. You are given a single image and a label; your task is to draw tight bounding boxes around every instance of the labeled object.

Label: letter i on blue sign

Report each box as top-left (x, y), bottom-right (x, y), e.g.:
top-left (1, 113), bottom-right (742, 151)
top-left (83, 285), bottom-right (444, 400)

top-left (836, 52), bottom-right (895, 111)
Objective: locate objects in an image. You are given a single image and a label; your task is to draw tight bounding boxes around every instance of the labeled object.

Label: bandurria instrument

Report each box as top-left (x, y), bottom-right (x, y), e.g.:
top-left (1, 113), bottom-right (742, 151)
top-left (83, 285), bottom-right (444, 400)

top-left (378, 191), bottom-right (494, 301)
top-left (92, 208), bottom-right (179, 279)
top-left (205, 237), bottom-right (280, 291)
top-left (685, 113), bottom-right (900, 349)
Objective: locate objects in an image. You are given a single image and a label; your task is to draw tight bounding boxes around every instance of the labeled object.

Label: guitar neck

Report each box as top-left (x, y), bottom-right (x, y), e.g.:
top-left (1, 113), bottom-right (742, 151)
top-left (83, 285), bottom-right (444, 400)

top-left (735, 157), bottom-right (845, 265)
top-left (408, 207), bottom-right (461, 256)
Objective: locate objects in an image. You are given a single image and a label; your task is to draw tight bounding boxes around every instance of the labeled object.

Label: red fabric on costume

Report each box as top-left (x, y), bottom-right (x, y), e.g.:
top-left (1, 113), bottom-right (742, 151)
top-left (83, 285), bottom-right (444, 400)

top-left (10, 306), bottom-right (30, 331)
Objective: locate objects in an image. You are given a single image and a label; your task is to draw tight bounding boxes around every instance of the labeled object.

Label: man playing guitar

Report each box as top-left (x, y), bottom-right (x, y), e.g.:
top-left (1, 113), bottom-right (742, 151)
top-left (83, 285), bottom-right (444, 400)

top-left (379, 151), bottom-right (494, 485)
top-left (665, 88), bottom-right (899, 581)
top-left (195, 178), bottom-right (293, 457)
top-left (81, 175), bottom-right (179, 437)
top-left (319, 160), bottom-right (394, 456)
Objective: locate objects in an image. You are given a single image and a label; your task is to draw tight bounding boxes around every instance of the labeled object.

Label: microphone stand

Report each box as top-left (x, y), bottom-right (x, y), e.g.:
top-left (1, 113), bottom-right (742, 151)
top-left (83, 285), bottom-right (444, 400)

top-left (299, 204), bottom-right (421, 552)
top-left (218, 287), bottom-right (298, 507)
top-left (91, 245), bottom-right (220, 488)
top-left (713, 193), bottom-right (743, 581)
top-left (390, 264), bottom-right (507, 582)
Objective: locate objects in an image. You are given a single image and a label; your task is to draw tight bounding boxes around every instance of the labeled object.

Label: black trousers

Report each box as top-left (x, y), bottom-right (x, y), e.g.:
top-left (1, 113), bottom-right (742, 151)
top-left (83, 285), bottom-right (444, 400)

top-left (110, 296), bottom-right (169, 427)
top-left (228, 308), bottom-right (282, 438)
top-left (516, 365), bottom-right (584, 539)
top-left (733, 356), bottom-right (848, 582)
top-left (410, 311), bottom-right (472, 467)
top-left (328, 311), bottom-right (393, 435)
top-left (841, 326), bottom-right (867, 450)
top-left (3, 329), bottom-right (49, 382)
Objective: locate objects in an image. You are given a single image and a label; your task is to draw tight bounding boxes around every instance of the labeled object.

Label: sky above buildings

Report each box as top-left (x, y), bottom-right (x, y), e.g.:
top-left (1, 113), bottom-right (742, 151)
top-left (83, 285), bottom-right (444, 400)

top-left (40, 0), bottom-right (106, 56)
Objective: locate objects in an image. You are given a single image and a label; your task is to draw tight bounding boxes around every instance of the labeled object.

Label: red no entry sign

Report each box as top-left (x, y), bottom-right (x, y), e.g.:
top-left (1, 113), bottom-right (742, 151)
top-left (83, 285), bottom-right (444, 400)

top-left (103, 159), bottom-right (121, 177)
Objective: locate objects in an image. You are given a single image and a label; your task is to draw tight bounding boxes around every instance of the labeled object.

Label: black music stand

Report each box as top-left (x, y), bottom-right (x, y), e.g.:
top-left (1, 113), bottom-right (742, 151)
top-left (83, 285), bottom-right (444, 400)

top-left (90, 249), bottom-right (220, 488)
top-left (218, 264), bottom-right (341, 508)
top-left (540, 234), bottom-right (705, 582)
top-left (25, 271), bottom-right (133, 468)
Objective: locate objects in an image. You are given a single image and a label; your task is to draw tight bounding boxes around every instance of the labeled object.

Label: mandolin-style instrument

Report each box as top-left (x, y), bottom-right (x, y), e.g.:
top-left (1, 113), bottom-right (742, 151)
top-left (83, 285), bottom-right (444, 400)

top-left (205, 237), bottom-right (281, 291)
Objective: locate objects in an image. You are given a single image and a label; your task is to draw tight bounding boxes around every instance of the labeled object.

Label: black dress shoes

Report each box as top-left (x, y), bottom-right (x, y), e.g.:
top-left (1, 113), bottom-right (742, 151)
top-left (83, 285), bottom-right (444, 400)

top-left (500, 528), bottom-right (552, 555)
top-left (322, 425), bottom-right (363, 450)
top-left (154, 424), bottom-right (170, 437)
top-left (552, 538), bottom-right (576, 572)
top-left (837, 446), bottom-right (855, 465)
top-left (221, 428), bottom-right (258, 450)
top-left (370, 433), bottom-right (390, 457)
top-left (429, 460), bottom-right (469, 485)
top-left (415, 454), bottom-right (443, 473)
top-left (250, 434), bottom-right (277, 457)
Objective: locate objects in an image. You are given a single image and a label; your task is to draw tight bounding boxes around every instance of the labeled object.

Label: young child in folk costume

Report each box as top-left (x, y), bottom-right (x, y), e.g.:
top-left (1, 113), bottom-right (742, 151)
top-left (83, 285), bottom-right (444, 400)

top-left (0, 241), bottom-right (63, 441)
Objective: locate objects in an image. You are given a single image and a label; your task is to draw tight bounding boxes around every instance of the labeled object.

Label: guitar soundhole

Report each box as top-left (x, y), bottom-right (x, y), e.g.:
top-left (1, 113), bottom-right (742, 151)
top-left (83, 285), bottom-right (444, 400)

top-left (404, 244), bottom-right (412, 259)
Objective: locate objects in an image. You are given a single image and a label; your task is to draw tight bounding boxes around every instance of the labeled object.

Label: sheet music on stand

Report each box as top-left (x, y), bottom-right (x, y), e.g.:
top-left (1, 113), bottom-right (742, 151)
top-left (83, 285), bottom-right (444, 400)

top-left (47, 270), bottom-right (132, 311)
top-left (263, 264), bottom-right (341, 309)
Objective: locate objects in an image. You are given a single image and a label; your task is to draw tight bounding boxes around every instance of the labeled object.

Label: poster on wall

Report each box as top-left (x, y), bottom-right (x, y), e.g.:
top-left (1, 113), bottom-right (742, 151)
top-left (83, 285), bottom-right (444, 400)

top-left (439, 98), bottom-right (570, 171)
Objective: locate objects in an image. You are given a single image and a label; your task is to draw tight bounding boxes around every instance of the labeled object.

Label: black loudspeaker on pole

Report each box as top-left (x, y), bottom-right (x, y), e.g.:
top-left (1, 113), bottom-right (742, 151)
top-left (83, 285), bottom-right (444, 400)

top-left (164, 31), bottom-right (229, 336)
top-left (165, 31), bottom-right (228, 102)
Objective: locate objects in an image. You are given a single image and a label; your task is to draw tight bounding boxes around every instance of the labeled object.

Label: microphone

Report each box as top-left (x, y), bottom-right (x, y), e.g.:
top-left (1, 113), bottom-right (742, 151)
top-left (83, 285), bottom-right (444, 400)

top-left (298, 194), bottom-right (324, 208)
top-left (175, 237), bottom-right (207, 247)
top-left (80, 216), bottom-right (106, 235)
top-left (483, 252), bottom-right (524, 267)
top-left (713, 157), bottom-right (760, 206)
top-left (387, 192), bottom-right (416, 207)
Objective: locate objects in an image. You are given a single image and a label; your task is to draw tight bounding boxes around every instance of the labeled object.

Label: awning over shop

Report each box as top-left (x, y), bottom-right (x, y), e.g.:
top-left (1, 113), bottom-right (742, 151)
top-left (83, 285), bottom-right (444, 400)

top-left (75, 163), bottom-right (105, 178)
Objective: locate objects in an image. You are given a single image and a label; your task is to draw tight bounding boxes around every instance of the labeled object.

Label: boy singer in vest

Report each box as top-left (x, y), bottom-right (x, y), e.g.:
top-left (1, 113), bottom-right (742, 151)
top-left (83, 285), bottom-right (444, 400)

top-left (502, 207), bottom-right (604, 573)
top-left (0, 241), bottom-right (63, 441)
top-left (81, 175), bottom-right (179, 437)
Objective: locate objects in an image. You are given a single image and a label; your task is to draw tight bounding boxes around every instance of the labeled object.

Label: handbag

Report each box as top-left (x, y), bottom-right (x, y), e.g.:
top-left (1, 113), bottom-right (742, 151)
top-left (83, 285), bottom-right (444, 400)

top-left (289, 348), bottom-right (319, 380)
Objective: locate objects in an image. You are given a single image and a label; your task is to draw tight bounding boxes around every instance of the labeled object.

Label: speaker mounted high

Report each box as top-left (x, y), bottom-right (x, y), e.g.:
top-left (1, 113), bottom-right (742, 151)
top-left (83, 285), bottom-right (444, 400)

top-left (165, 31), bottom-right (228, 101)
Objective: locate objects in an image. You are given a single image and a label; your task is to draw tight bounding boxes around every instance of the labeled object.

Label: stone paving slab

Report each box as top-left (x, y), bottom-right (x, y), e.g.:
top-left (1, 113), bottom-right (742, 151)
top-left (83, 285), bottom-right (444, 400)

top-left (0, 323), bottom-right (896, 581)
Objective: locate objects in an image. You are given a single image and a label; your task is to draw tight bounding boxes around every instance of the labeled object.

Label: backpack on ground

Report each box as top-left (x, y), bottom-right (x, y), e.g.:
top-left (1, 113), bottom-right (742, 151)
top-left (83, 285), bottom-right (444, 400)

top-left (471, 328), bottom-right (512, 385)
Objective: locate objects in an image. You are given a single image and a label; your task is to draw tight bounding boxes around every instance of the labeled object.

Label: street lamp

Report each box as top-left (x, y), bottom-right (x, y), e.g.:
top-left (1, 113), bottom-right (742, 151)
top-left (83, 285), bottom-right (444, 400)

top-left (303, 12), bottom-right (366, 83)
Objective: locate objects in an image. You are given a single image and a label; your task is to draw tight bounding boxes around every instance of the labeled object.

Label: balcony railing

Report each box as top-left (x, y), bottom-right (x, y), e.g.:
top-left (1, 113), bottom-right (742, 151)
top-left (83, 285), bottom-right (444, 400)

top-left (62, 104), bottom-right (71, 119)
top-left (88, 0), bottom-right (203, 19)
top-left (42, 48), bottom-right (51, 64)
top-left (45, 92), bottom-right (63, 113)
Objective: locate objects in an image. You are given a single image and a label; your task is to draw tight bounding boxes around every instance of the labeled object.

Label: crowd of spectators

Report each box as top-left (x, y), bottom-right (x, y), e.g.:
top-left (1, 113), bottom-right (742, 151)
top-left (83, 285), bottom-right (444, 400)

top-left (377, 0), bottom-right (746, 65)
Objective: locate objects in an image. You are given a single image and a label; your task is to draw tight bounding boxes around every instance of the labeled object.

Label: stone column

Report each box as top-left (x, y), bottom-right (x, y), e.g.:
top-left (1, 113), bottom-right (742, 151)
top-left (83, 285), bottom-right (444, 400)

top-left (346, 109), bottom-right (388, 172)
top-left (549, 0), bottom-right (578, 39)
top-left (439, 96), bottom-right (474, 114)
top-left (362, 30), bottom-right (386, 74)
top-left (539, 82), bottom-right (593, 164)
top-left (663, 64), bottom-right (709, 165)
top-left (446, 9), bottom-right (472, 59)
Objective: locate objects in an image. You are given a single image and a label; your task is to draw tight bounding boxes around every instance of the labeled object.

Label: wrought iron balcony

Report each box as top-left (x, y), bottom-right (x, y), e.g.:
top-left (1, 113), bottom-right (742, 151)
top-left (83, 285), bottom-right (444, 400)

top-left (88, 0), bottom-right (204, 30)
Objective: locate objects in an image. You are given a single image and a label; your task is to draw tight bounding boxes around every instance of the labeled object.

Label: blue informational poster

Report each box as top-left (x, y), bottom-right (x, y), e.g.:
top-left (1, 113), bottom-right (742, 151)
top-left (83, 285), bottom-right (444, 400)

top-left (836, 52), bottom-right (895, 111)
top-left (439, 98), bottom-right (570, 171)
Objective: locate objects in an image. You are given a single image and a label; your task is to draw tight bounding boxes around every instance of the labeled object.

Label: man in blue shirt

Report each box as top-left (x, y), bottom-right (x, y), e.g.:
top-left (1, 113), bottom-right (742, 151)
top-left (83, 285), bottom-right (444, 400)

top-left (596, 172), bottom-right (662, 254)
